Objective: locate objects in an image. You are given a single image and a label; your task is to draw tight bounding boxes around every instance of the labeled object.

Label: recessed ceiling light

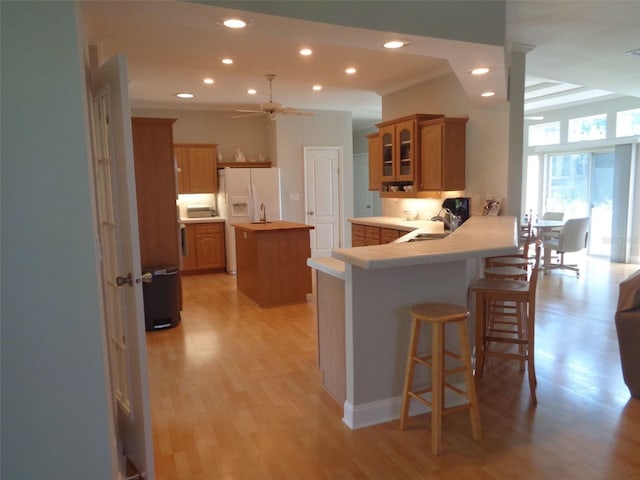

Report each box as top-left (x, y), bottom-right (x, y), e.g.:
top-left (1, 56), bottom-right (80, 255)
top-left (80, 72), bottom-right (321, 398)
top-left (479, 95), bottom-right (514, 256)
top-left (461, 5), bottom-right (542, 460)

top-left (203, 78), bottom-right (214, 85)
top-left (383, 40), bottom-right (408, 49)
top-left (299, 48), bottom-right (312, 56)
top-left (345, 67), bottom-right (357, 74)
top-left (312, 85), bottom-right (322, 91)
top-left (221, 58), bottom-right (233, 65)
top-left (247, 89), bottom-right (257, 95)
top-left (222, 18), bottom-right (247, 29)
top-left (470, 67), bottom-right (491, 75)
top-left (481, 91), bottom-right (495, 97)
top-left (176, 93), bottom-right (194, 99)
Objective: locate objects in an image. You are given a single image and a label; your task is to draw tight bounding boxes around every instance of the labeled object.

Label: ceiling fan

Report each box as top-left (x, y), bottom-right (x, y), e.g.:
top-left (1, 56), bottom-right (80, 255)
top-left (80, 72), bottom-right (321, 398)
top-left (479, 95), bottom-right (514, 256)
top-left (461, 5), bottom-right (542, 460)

top-left (233, 74), bottom-right (314, 119)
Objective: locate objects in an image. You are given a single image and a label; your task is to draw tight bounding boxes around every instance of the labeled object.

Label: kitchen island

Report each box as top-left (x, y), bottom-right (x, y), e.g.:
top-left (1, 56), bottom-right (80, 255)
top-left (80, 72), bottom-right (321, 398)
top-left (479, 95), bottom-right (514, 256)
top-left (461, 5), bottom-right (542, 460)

top-left (235, 221), bottom-right (314, 307)
top-left (307, 215), bottom-right (518, 429)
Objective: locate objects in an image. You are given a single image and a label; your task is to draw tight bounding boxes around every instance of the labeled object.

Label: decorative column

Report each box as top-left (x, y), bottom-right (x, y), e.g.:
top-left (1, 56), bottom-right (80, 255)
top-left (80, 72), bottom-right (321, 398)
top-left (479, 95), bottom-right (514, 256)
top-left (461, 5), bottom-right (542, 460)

top-left (506, 42), bottom-right (535, 217)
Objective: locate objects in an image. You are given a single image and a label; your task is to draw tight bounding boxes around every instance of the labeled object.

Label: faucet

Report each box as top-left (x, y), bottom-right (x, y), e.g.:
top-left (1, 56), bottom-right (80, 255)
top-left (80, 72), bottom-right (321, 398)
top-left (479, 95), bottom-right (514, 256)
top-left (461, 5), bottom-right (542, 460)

top-left (430, 208), bottom-right (460, 231)
top-left (259, 203), bottom-right (266, 223)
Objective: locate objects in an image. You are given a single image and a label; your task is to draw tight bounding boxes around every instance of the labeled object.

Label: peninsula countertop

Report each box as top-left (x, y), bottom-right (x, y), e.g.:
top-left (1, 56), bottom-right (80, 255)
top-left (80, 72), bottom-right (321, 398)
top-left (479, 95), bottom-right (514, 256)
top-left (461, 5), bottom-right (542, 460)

top-left (333, 215), bottom-right (518, 270)
top-left (234, 221), bottom-right (314, 232)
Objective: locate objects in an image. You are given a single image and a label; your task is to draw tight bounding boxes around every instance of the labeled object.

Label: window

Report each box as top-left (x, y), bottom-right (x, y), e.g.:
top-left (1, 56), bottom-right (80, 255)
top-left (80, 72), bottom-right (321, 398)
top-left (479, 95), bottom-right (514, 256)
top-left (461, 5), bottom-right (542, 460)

top-left (528, 121), bottom-right (560, 146)
top-left (568, 114), bottom-right (607, 142)
top-left (616, 108), bottom-right (640, 137)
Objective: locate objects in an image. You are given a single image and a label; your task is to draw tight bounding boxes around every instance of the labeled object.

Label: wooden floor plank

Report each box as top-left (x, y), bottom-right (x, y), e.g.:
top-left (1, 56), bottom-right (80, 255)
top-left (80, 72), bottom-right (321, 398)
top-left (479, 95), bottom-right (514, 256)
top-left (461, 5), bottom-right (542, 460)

top-left (146, 257), bottom-right (640, 479)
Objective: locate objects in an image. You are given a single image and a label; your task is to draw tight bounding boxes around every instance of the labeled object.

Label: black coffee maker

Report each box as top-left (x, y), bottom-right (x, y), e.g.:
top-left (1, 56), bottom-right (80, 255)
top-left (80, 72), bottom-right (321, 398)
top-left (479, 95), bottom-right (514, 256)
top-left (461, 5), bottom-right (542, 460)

top-left (441, 197), bottom-right (471, 230)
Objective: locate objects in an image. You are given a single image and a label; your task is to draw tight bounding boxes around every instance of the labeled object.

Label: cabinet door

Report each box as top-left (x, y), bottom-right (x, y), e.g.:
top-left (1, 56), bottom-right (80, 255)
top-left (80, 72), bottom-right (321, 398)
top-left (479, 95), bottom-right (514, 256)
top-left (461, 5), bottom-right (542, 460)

top-left (187, 147), bottom-right (217, 193)
top-left (420, 122), bottom-right (443, 190)
top-left (379, 125), bottom-right (395, 181)
top-left (364, 225), bottom-right (380, 245)
top-left (196, 233), bottom-right (224, 269)
top-left (395, 119), bottom-right (416, 181)
top-left (181, 224), bottom-right (198, 271)
top-left (367, 133), bottom-right (382, 190)
top-left (174, 146), bottom-right (190, 194)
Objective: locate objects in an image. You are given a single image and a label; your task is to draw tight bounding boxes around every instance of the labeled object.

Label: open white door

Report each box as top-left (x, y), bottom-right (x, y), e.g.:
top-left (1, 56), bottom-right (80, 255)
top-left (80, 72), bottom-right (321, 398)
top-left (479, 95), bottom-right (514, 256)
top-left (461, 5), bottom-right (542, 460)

top-left (304, 146), bottom-right (342, 257)
top-left (90, 54), bottom-right (154, 479)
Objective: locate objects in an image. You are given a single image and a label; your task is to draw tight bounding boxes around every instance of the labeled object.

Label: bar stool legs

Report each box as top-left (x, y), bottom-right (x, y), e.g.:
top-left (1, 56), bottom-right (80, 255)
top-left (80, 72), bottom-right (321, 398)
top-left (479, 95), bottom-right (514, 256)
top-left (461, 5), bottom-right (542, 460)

top-left (399, 303), bottom-right (481, 455)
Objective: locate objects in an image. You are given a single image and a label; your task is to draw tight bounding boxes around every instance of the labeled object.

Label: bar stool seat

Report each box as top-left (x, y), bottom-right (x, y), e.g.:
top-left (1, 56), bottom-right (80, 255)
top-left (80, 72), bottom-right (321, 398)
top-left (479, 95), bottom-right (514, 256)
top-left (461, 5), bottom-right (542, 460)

top-left (399, 302), bottom-right (481, 455)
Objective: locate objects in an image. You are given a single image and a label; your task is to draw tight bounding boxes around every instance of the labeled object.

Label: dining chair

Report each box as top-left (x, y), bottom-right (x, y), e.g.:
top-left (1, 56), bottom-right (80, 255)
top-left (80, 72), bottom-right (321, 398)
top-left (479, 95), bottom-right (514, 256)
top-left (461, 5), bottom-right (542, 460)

top-left (538, 211), bottom-right (565, 241)
top-left (544, 217), bottom-right (590, 277)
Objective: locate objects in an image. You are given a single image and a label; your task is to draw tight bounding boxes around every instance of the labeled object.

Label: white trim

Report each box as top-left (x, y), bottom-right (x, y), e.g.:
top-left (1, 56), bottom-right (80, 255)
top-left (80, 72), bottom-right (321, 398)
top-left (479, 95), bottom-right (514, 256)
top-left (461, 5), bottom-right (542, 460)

top-left (342, 383), bottom-right (470, 430)
top-left (534, 135), bottom-right (640, 154)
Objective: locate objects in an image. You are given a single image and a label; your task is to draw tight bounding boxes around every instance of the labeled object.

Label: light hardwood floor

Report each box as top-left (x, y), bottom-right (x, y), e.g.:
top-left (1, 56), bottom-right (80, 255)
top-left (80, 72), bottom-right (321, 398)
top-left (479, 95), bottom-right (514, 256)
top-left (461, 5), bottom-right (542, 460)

top-left (146, 257), bottom-right (640, 479)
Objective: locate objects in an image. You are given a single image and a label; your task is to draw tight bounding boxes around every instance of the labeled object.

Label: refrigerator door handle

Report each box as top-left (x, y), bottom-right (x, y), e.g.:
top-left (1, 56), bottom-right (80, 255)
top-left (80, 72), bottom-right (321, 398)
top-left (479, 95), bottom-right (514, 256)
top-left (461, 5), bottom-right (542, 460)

top-left (248, 183), bottom-right (257, 222)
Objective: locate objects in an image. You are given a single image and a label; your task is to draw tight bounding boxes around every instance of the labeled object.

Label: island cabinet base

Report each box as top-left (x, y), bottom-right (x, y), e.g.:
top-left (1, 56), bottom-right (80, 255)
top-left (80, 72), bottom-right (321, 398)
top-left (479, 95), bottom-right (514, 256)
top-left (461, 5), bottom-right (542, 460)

top-left (235, 222), bottom-right (313, 307)
top-left (316, 271), bottom-right (346, 405)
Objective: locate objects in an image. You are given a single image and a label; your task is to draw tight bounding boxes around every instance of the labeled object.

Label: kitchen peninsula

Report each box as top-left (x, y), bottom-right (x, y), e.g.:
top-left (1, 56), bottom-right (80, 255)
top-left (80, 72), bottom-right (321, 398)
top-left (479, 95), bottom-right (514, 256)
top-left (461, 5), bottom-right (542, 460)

top-left (308, 215), bottom-right (518, 430)
top-left (235, 221), bottom-right (314, 307)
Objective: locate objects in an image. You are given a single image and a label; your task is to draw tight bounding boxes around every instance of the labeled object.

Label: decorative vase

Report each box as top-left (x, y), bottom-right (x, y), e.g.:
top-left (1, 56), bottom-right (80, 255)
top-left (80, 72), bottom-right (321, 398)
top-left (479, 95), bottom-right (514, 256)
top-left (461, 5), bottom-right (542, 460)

top-left (217, 147), bottom-right (223, 163)
top-left (234, 148), bottom-right (246, 162)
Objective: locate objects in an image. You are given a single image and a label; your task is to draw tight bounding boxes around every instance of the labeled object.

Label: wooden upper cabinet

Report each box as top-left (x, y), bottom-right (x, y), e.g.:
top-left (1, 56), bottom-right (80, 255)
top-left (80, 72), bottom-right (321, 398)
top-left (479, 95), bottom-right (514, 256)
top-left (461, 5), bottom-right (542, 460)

top-left (372, 114), bottom-right (443, 189)
top-left (174, 144), bottom-right (218, 194)
top-left (366, 133), bottom-right (381, 191)
top-left (419, 117), bottom-right (468, 191)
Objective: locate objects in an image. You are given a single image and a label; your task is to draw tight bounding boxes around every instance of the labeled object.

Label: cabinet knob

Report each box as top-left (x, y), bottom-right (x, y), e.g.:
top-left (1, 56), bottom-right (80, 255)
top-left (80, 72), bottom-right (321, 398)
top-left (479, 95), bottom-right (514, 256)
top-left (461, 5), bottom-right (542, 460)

top-left (307, 211), bottom-right (314, 216)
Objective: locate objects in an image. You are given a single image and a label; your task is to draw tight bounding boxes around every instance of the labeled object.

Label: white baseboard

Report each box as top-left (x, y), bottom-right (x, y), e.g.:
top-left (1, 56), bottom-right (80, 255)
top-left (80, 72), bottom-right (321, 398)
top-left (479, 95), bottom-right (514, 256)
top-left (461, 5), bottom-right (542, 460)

top-left (342, 383), bottom-right (469, 430)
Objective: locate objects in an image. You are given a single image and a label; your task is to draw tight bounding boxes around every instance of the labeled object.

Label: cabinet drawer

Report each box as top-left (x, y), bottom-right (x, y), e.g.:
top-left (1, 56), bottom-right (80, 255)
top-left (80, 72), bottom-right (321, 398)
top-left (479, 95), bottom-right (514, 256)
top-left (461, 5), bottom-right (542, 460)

top-left (381, 228), bottom-right (401, 243)
top-left (195, 222), bottom-right (222, 235)
top-left (364, 225), bottom-right (380, 241)
top-left (352, 223), bottom-right (365, 238)
top-left (352, 235), bottom-right (366, 247)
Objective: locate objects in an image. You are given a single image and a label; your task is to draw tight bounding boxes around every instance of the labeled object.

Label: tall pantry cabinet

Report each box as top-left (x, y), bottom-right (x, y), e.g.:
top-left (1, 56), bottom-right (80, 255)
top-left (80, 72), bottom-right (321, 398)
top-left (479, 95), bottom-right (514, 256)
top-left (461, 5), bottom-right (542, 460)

top-left (130, 117), bottom-right (180, 268)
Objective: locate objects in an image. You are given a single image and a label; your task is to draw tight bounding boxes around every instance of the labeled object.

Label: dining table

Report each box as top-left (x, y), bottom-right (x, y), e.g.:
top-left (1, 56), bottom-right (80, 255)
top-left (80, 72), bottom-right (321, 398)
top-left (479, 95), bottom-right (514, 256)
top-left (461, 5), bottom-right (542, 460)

top-left (531, 219), bottom-right (565, 267)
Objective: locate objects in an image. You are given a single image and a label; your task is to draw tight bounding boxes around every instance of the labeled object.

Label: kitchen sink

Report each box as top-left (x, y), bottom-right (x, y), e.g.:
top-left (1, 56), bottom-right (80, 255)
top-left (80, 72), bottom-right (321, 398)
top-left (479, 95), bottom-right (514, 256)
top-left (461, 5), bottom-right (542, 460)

top-left (407, 232), bottom-right (449, 242)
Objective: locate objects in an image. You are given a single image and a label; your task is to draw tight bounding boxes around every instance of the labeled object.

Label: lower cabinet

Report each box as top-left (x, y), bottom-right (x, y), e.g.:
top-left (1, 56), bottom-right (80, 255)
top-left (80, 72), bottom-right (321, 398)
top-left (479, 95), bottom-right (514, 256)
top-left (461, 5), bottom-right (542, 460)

top-left (182, 223), bottom-right (225, 273)
top-left (351, 223), bottom-right (405, 246)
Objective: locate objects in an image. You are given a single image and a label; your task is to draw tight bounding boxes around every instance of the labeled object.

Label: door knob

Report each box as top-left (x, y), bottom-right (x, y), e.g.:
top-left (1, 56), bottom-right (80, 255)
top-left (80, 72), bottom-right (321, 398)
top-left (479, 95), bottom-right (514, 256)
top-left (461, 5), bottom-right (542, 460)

top-left (308, 211), bottom-right (314, 215)
top-left (116, 273), bottom-right (133, 287)
top-left (138, 272), bottom-right (153, 284)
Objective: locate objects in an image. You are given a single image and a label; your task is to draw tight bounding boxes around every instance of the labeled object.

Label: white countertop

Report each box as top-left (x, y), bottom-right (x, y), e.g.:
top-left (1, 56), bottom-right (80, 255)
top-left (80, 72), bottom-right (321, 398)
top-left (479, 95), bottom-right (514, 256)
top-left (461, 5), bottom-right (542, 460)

top-left (333, 215), bottom-right (518, 269)
top-left (181, 216), bottom-right (226, 224)
top-left (306, 257), bottom-right (346, 279)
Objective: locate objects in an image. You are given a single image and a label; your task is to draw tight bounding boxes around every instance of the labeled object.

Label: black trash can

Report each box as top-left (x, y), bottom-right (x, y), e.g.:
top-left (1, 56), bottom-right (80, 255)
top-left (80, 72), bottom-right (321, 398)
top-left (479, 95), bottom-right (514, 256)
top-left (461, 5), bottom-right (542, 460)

top-left (142, 265), bottom-right (180, 331)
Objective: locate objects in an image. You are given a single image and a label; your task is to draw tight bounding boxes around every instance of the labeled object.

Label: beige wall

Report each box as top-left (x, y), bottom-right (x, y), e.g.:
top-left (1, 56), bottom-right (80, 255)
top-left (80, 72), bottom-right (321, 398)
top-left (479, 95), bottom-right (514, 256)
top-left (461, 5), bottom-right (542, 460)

top-left (382, 72), bottom-right (510, 217)
top-left (132, 108), bottom-right (272, 163)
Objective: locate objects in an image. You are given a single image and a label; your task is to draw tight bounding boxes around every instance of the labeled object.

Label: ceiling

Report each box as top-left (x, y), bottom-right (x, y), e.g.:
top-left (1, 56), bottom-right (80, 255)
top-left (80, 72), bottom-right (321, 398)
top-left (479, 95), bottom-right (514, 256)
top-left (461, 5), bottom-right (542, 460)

top-left (81, 1), bottom-right (640, 130)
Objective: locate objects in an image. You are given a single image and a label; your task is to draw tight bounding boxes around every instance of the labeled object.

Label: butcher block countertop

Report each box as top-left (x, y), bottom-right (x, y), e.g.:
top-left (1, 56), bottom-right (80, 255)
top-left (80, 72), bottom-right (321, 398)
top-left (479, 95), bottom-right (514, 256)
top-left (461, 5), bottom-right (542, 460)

top-left (234, 221), bottom-right (314, 232)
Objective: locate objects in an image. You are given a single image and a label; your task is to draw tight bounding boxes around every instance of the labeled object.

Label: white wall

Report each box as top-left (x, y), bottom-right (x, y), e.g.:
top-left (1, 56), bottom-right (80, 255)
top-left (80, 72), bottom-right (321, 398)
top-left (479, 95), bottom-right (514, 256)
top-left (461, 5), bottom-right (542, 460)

top-left (274, 111), bottom-right (354, 245)
top-left (382, 72), bottom-right (510, 217)
top-left (1, 2), bottom-right (114, 478)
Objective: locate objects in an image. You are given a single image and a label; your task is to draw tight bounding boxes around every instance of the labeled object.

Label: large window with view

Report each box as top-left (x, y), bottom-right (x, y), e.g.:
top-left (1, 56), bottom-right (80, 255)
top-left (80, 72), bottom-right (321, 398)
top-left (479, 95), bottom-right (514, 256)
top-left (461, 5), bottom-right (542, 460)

top-left (545, 150), bottom-right (614, 256)
top-left (568, 114), bottom-right (607, 142)
top-left (616, 108), bottom-right (640, 137)
top-left (528, 121), bottom-right (560, 147)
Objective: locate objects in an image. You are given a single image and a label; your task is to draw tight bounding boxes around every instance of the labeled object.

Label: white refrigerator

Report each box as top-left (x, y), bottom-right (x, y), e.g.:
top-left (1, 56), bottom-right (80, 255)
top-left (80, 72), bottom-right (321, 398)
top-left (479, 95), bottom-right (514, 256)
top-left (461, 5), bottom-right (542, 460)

top-left (217, 167), bottom-right (282, 274)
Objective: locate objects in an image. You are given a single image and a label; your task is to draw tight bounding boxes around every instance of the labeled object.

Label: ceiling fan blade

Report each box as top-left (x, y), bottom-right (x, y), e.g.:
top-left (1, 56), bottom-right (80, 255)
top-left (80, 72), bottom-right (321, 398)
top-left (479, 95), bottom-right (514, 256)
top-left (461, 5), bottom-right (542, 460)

top-left (235, 109), bottom-right (263, 113)
top-left (232, 112), bottom-right (265, 119)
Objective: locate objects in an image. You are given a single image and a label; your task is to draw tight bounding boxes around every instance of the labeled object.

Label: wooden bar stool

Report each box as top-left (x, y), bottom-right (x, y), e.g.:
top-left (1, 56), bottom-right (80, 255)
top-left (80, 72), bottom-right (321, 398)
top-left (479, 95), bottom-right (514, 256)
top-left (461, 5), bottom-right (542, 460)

top-left (399, 302), bottom-right (482, 455)
top-left (472, 241), bottom-right (542, 404)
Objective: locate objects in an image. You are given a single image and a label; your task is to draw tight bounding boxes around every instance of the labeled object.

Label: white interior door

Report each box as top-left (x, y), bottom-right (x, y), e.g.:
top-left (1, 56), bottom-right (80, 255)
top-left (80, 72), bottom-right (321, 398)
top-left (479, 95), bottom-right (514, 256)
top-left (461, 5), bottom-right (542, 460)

top-left (304, 146), bottom-right (342, 257)
top-left (90, 54), bottom-right (154, 478)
